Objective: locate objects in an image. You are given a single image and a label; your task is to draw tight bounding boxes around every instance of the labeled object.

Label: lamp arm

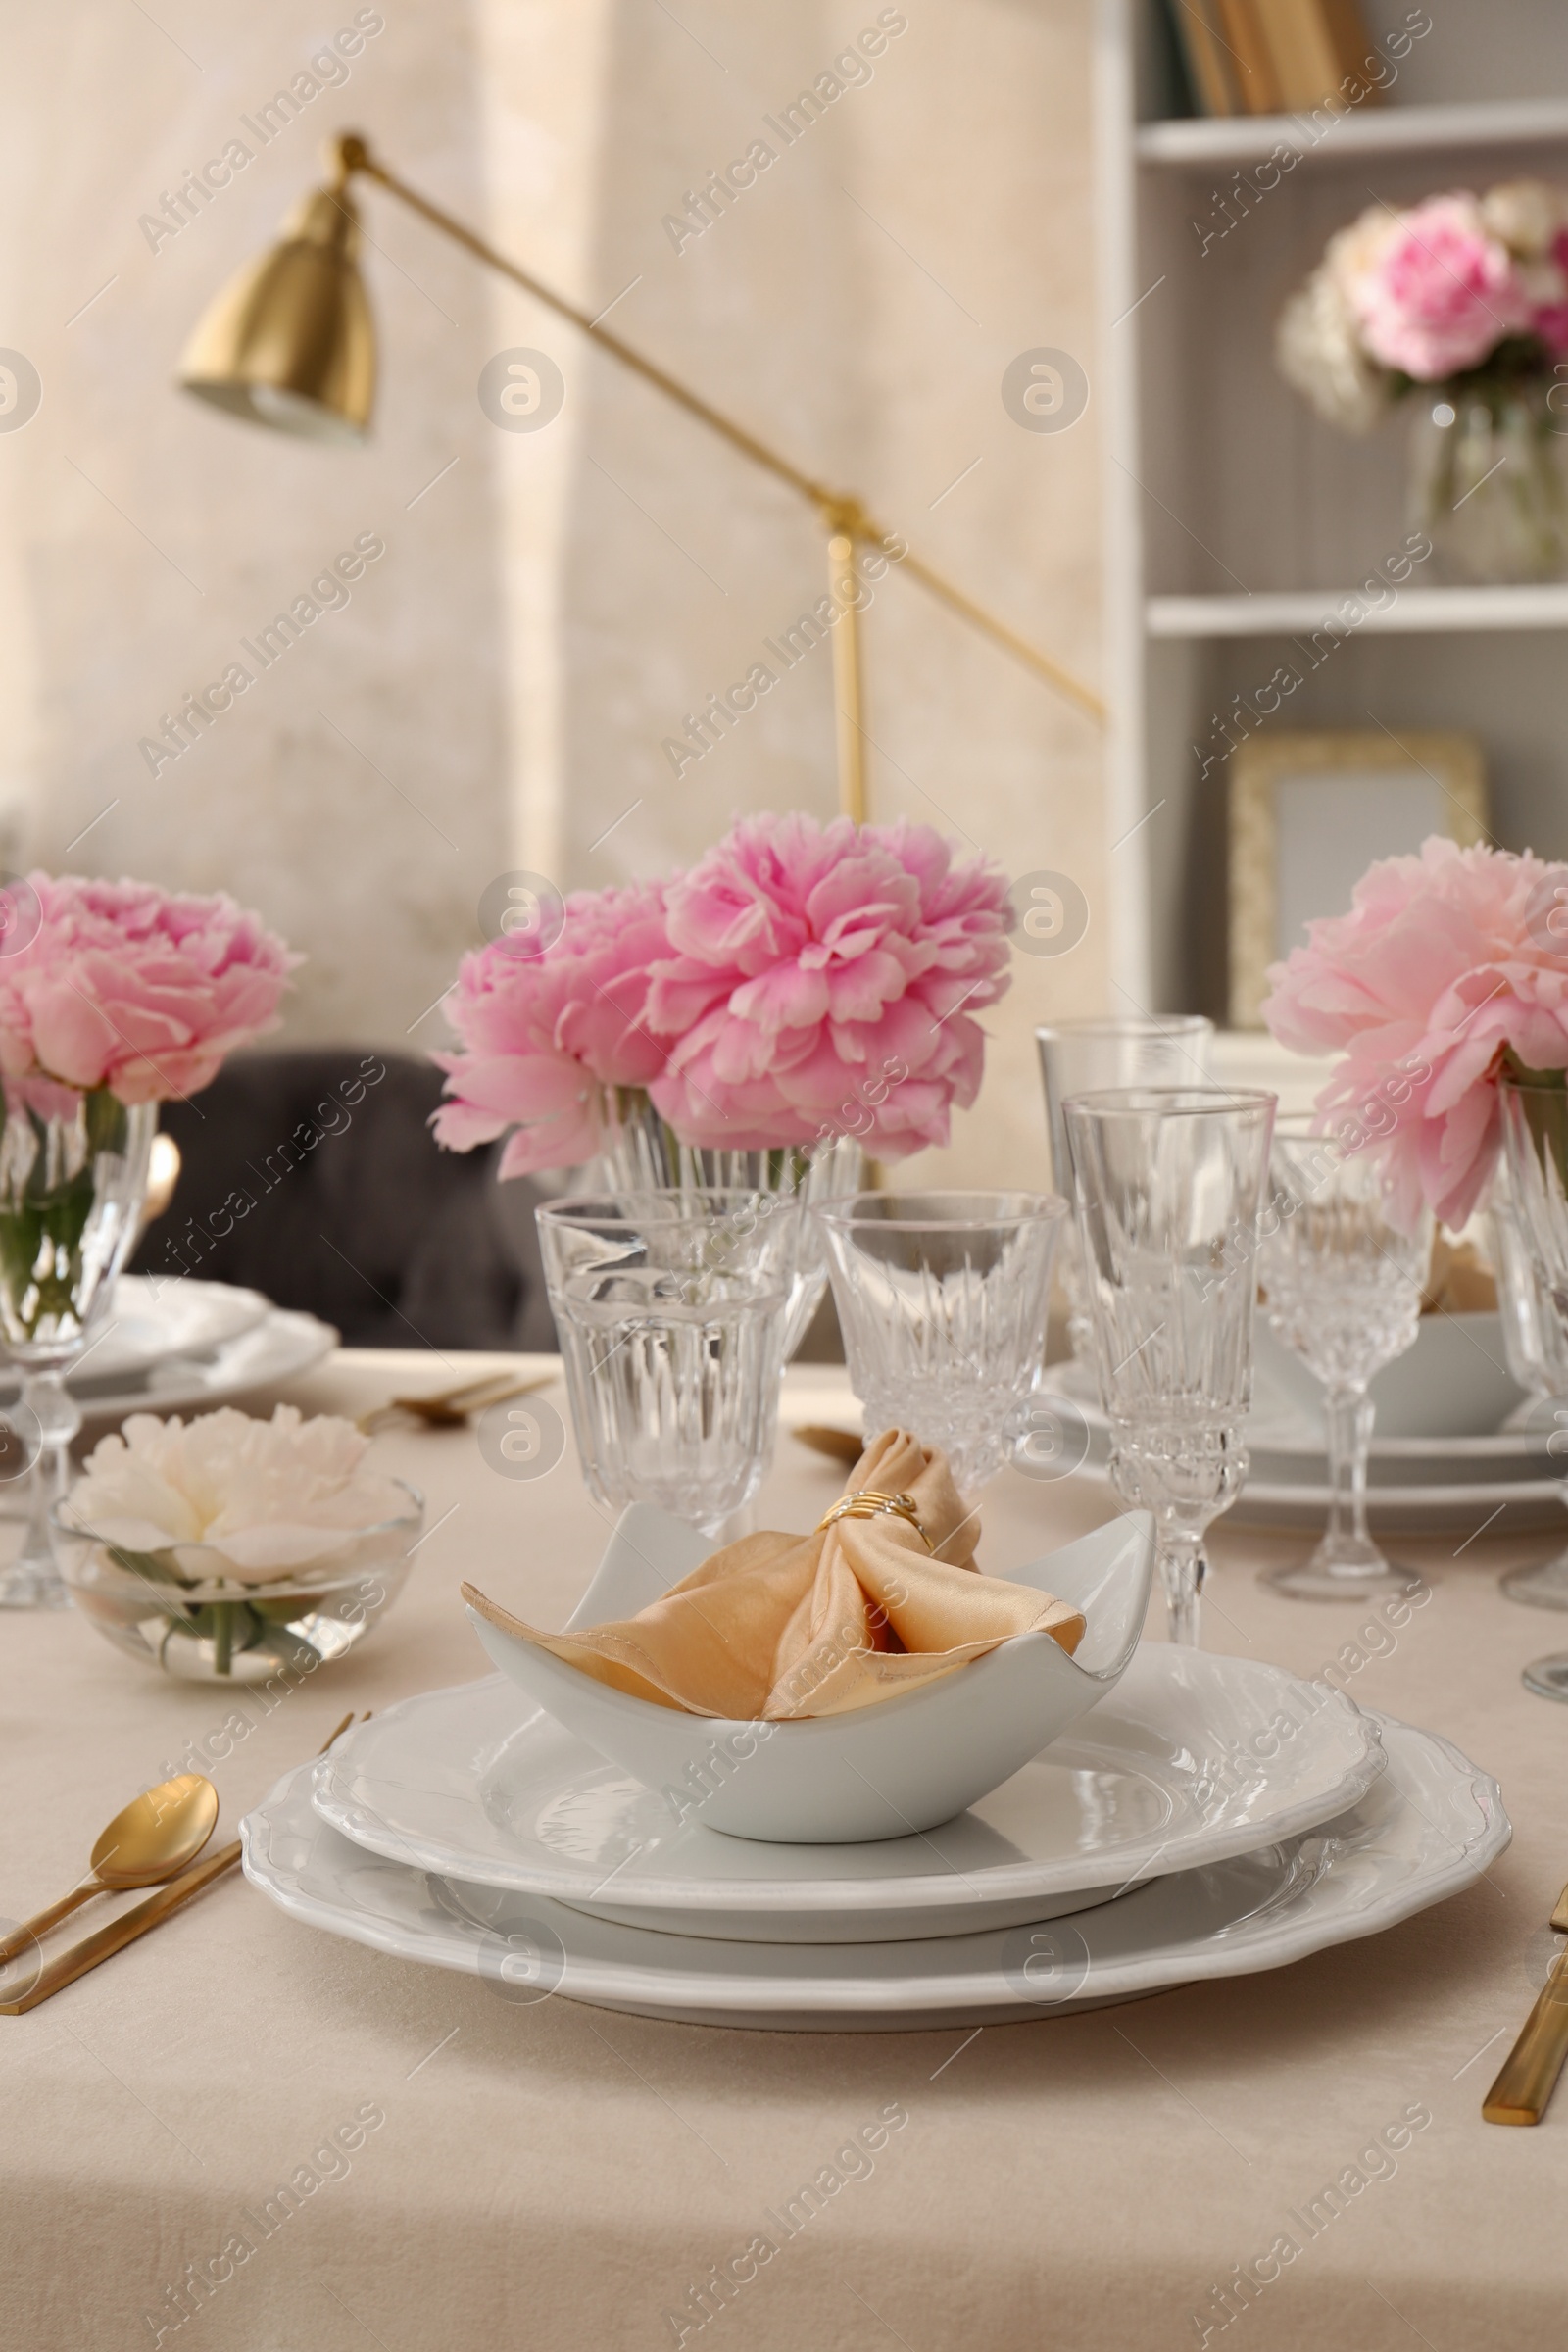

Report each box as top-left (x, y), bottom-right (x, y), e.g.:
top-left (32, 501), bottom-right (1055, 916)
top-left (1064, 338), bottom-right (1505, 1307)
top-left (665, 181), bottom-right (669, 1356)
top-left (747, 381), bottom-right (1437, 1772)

top-left (339, 138), bottom-right (1104, 729)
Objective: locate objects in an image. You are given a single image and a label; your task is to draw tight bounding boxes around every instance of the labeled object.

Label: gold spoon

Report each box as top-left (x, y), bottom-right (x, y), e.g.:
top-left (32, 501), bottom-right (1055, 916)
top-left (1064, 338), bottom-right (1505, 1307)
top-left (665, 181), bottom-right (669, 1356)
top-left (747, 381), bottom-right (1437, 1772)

top-left (0, 1773), bottom-right (219, 1962)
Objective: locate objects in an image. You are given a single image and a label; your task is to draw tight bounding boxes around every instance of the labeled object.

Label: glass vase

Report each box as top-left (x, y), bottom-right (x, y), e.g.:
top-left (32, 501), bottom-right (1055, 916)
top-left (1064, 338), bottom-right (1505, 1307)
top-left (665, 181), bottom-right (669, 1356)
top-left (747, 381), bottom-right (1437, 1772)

top-left (1407, 379), bottom-right (1568, 585)
top-left (1497, 1074), bottom-right (1568, 1697)
top-left (53, 1484), bottom-right (422, 1680)
top-left (593, 1087), bottom-right (862, 1359)
top-left (0, 1085), bottom-right (157, 1609)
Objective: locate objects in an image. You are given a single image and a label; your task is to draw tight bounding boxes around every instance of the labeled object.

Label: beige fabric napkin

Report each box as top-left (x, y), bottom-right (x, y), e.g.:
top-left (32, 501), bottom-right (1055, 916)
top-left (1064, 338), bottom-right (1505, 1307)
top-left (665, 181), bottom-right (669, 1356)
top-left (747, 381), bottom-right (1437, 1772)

top-left (463, 1429), bottom-right (1086, 1721)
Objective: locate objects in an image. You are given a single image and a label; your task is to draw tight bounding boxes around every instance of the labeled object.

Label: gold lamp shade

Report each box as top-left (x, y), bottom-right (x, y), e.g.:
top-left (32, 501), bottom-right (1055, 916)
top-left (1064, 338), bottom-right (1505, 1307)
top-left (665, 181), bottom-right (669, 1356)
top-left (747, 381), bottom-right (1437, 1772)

top-left (179, 185), bottom-right (375, 443)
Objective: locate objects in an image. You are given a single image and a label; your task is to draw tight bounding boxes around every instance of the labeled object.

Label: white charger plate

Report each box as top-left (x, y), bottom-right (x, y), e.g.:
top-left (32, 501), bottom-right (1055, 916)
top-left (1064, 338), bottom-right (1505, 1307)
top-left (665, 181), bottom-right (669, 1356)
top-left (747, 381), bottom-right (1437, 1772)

top-left (309, 1647), bottom-right (1386, 1943)
top-left (243, 1714), bottom-right (1507, 2031)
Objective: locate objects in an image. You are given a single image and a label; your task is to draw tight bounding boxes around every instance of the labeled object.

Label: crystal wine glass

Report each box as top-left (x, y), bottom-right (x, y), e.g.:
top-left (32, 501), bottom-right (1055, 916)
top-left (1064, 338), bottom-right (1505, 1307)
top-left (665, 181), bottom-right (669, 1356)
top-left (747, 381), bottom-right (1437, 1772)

top-left (0, 1087), bottom-right (158, 1609)
top-left (1257, 1117), bottom-right (1433, 1603)
top-left (536, 1189), bottom-right (800, 1539)
top-left (1497, 1073), bottom-right (1568, 1700)
top-left (1036, 1018), bottom-right (1214, 1369)
top-left (816, 1191), bottom-right (1067, 1494)
top-left (1063, 1088), bottom-right (1275, 1646)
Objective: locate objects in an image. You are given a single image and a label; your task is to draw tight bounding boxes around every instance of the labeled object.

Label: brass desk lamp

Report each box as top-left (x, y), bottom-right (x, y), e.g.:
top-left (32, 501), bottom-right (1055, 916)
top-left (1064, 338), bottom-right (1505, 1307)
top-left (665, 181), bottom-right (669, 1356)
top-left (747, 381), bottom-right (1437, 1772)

top-left (179, 132), bottom-right (1102, 823)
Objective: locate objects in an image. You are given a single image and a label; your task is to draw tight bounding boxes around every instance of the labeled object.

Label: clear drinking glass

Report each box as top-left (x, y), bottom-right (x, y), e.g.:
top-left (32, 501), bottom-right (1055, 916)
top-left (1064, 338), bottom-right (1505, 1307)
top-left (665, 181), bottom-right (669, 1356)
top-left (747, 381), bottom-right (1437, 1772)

top-left (1257, 1118), bottom-right (1434, 1603)
top-left (0, 1087), bottom-right (157, 1609)
top-left (536, 1190), bottom-right (800, 1538)
top-left (1036, 1019), bottom-right (1214, 1367)
top-left (1497, 1075), bottom-right (1568, 1699)
top-left (816, 1190), bottom-right (1067, 1495)
top-left (1492, 1179), bottom-right (1568, 1609)
top-left (1063, 1088), bottom-right (1276, 1646)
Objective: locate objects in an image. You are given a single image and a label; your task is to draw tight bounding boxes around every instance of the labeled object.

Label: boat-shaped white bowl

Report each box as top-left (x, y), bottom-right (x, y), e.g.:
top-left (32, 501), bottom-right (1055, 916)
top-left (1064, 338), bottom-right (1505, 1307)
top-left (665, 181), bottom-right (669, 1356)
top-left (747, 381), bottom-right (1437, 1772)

top-left (467, 1503), bottom-right (1154, 1842)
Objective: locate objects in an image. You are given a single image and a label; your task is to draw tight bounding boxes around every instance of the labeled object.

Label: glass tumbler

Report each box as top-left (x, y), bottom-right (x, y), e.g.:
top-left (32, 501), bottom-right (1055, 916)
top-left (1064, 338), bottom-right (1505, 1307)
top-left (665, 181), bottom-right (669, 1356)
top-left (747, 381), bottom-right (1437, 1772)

top-left (536, 1190), bottom-right (800, 1539)
top-left (1498, 1075), bottom-right (1568, 1700)
top-left (1036, 1019), bottom-right (1214, 1368)
top-left (1257, 1119), bottom-right (1433, 1603)
top-left (816, 1190), bottom-right (1067, 1496)
top-left (1064, 1088), bottom-right (1276, 1646)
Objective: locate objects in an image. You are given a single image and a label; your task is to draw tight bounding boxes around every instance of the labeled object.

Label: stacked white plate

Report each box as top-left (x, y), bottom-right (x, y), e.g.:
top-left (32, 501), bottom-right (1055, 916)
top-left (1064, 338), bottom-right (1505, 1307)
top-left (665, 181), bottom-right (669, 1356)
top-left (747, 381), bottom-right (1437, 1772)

top-left (1048, 1313), bottom-right (1564, 1537)
top-left (242, 1644), bottom-right (1508, 2031)
top-left (8, 1276), bottom-right (337, 1421)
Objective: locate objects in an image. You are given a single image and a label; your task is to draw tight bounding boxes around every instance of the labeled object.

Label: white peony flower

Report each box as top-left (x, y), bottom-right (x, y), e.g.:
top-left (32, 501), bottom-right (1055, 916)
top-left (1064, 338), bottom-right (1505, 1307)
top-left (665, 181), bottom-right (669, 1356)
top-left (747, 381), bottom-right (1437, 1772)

top-left (67, 1404), bottom-right (412, 1581)
top-left (1480, 179), bottom-right (1568, 258)
top-left (1275, 263), bottom-right (1391, 434)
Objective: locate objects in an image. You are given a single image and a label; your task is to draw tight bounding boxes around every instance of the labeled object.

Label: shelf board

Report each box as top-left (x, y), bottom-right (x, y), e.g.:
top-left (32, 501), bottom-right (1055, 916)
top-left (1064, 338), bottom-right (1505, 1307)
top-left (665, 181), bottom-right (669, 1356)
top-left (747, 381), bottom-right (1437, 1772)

top-left (1136, 96), bottom-right (1568, 170)
top-left (1147, 584), bottom-right (1568, 636)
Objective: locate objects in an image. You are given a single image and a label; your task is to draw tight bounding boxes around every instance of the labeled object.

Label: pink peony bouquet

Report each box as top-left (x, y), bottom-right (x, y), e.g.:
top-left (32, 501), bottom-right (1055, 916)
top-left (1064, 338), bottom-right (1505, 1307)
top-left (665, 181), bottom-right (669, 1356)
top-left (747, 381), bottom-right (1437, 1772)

top-left (1262, 837), bottom-right (1568, 1230)
top-left (432, 879), bottom-right (672, 1177)
top-left (1277, 182), bottom-right (1568, 432)
top-left (0, 873), bottom-right (295, 1108)
top-left (432, 813), bottom-right (1014, 1175)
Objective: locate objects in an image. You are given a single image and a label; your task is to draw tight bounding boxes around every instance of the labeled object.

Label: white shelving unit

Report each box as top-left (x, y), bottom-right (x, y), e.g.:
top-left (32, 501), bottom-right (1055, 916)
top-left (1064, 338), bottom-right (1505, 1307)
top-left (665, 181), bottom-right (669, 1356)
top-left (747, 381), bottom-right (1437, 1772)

top-left (1094, 0), bottom-right (1568, 1019)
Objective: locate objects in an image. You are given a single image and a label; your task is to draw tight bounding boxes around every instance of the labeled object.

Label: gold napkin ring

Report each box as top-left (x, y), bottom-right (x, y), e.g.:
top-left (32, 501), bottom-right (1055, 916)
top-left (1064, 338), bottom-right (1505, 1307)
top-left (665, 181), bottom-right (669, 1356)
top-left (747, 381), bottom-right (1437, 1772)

top-left (816, 1490), bottom-right (933, 1551)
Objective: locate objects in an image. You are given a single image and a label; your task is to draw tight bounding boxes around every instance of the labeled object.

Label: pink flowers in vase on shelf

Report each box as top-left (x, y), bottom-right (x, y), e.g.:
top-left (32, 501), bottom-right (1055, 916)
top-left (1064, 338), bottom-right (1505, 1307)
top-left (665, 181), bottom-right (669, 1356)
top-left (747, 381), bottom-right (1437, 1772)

top-left (0, 872), bottom-right (296, 1109)
top-left (432, 812), bottom-right (1015, 1175)
top-left (1262, 837), bottom-right (1568, 1230)
top-left (1277, 180), bottom-right (1568, 432)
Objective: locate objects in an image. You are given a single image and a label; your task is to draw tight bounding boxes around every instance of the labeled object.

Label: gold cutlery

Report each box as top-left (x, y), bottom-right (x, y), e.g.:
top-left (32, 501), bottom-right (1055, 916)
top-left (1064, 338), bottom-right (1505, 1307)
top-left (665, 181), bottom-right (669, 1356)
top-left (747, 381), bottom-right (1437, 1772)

top-left (791, 1422), bottom-right (865, 1465)
top-left (0, 1714), bottom-right (367, 2016)
top-left (357, 1369), bottom-right (552, 1435)
top-left (0, 1774), bottom-right (219, 1963)
top-left (1483, 1879), bottom-right (1568, 2125)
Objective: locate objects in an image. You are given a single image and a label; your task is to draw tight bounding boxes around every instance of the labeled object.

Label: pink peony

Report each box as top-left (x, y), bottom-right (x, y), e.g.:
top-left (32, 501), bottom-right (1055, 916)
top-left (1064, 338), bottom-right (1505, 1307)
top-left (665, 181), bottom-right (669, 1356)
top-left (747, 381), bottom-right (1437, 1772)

top-left (432, 880), bottom-right (672, 1177)
top-left (1347, 194), bottom-right (1534, 381)
top-left (0, 873), bottom-right (295, 1106)
top-left (643, 813), bottom-right (1013, 1155)
top-left (1528, 228), bottom-right (1568, 354)
top-left (1263, 837), bottom-right (1568, 1230)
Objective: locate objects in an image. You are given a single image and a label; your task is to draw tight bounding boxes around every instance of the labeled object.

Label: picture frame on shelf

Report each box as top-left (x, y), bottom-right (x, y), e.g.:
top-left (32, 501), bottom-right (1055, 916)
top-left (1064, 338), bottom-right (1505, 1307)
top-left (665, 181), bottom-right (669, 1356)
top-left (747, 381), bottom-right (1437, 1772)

top-left (1227, 727), bottom-right (1489, 1027)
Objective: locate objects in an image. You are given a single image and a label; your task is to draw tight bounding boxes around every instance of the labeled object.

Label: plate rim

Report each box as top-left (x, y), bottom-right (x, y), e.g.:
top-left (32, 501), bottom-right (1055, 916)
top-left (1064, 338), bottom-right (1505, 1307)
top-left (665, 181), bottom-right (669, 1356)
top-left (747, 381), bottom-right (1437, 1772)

top-left (309, 1650), bottom-right (1387, 1918)
top-left (244, 1714), bottom-right (1510, 2017)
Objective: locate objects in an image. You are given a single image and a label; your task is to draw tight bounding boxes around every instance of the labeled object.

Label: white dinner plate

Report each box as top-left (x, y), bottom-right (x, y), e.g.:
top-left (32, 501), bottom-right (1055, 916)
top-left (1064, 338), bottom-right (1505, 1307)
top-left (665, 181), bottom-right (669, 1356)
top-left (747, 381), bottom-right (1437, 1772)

top-left (310, 1647), bottom-right (1386, 1942)
top-left (243, 1714), bottom-right (1507, 2031)
top-left (63, 1308), bottom-right (337, 1424)
top-left (0, 1277), bottom-right (272, 1398)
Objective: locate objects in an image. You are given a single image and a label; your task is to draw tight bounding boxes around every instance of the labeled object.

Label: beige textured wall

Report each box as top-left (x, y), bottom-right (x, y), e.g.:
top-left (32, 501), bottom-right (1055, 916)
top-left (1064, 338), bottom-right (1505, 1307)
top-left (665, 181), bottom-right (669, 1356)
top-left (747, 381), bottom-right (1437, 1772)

top-left (0, 0), bottom-right (1105, 1185)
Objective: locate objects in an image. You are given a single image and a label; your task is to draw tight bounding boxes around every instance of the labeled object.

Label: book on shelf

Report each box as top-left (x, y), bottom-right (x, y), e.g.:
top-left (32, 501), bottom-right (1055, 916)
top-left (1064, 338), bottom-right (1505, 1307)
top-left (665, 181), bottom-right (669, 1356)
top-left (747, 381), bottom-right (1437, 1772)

top-left (1252, 0), bottom-right (1383, 110)
top-left (1162, 0), bottom-right (1380, 119)
top-left (1163, 0), bottom-right (1240, 117)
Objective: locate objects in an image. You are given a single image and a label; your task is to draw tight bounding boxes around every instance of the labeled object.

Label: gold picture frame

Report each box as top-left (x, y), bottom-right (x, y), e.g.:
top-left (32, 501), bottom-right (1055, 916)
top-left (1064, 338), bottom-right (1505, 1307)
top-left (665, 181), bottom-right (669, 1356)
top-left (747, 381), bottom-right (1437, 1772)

top-left (1228, 728), bottom-right (1489, 1029)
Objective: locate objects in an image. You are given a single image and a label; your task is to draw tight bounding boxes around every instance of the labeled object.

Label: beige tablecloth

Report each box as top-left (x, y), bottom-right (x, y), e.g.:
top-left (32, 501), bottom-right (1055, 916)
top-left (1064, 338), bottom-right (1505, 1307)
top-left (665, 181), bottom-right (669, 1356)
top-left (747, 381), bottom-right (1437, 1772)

top-left (4, 1350), bottom-right (1567, 2352)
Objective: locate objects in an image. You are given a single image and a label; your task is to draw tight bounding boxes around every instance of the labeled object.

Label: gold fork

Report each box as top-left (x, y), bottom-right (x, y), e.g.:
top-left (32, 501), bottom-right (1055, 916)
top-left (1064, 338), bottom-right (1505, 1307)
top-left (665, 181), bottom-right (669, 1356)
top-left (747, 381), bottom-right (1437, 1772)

top-left (1483, 1878), bottom-right (1568, 2125)
top-left (357, 1369), bottom-right (552, 1435)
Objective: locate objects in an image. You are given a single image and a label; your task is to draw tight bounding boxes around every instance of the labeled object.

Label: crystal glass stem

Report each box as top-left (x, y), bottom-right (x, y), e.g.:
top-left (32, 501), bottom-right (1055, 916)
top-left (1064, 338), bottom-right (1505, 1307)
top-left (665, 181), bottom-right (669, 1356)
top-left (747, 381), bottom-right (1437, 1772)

top-left (1157, 1528), bottom-right (1205, 1648)
top-left (3, 1371), bottom-right (77, 1608)
top-left (1323, 1385), bottom-right (1376, 1567)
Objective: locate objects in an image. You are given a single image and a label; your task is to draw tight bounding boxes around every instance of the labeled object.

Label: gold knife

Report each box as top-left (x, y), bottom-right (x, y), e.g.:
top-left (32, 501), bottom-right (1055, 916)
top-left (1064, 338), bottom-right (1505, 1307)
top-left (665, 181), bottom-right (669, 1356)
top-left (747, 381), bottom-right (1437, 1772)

top-left (0, 1712), bottom-right (363, 2017)
top-left (1483, 1879), bottom-right (1568, 2125)
top-left (0, 1838), bottom-right (243, 2014)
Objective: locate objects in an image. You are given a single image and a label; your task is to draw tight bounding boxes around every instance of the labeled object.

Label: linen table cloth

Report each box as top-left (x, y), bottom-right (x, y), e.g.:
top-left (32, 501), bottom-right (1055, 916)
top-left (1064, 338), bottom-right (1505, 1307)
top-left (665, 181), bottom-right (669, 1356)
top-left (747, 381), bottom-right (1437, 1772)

top-left (3, 1351), bottom-right (1566, 2352)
